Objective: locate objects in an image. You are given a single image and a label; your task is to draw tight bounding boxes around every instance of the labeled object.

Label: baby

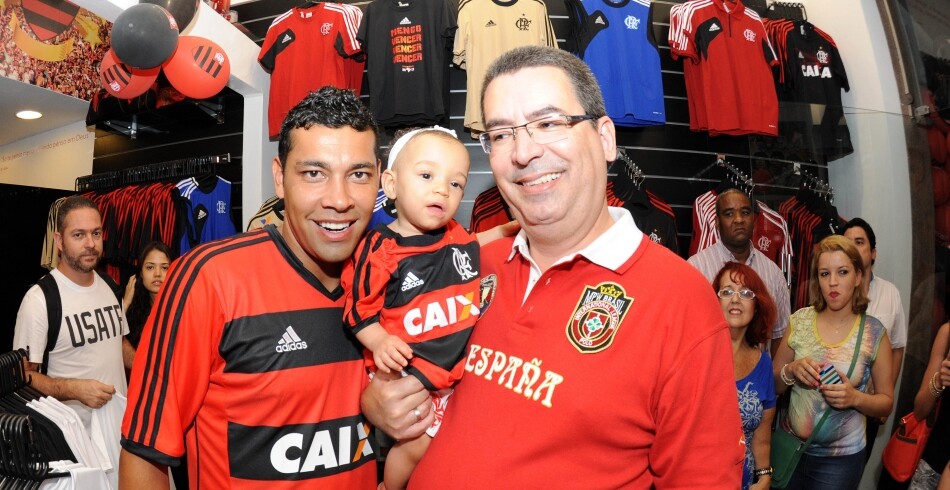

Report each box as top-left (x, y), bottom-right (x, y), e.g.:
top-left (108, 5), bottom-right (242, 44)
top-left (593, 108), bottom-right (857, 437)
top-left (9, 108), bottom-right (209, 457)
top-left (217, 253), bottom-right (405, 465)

top-left (342, 126), bottom-right (480, 490)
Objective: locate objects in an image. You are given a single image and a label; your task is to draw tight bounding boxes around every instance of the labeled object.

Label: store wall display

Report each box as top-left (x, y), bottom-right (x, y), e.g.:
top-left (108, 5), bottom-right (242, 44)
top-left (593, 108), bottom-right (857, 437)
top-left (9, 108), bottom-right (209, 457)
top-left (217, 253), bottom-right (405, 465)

top-left (233, 0), bottom-right (835, 251)
top-left (454, 0), bottom-right (557, 133)
top-left (765, 17), bottom-right (853, 162)
top-left (0, 2), bottom-right (111, 100)
top-left (567, 0), bottom-right (666, 127)
top-left (357, 0), bottom-right (457, 127)
top-left (258, 2), bottom-right (365, 138)
top-left (668, 0), bottom-right (779, 137)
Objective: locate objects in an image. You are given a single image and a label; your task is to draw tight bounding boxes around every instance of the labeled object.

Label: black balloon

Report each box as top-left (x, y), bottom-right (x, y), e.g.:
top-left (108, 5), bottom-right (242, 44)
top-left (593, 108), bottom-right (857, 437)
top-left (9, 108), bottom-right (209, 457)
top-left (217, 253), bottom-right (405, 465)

top-left (140, 0), bottom-right (199, 32)
top-left (110, 4), bottom-right (179, 69)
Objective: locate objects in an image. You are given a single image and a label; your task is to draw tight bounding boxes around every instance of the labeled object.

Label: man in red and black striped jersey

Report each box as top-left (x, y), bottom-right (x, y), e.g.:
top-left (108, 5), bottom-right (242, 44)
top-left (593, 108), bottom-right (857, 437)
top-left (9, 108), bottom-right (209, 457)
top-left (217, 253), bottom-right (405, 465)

top-left (364, 46), bottom-right (745, 488)
top-left (119, 87), bottom-right (382, 489)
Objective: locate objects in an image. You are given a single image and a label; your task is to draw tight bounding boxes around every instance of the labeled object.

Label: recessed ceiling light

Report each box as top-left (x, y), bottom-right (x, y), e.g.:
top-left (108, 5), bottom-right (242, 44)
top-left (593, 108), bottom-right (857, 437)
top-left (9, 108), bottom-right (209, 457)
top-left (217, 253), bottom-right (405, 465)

top-left (16, 110), bottom-right (42, 120)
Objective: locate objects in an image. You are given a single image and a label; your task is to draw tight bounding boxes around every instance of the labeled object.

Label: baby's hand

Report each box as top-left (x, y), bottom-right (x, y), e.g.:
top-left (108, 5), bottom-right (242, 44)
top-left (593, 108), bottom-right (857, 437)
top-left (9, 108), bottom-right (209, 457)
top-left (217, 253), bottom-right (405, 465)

top-left (373, 335), bottom-right (413, 373)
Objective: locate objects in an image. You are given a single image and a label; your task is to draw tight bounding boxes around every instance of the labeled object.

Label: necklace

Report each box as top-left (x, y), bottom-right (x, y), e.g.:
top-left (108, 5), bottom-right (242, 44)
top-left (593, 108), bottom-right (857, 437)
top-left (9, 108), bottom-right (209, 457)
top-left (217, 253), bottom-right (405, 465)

top-left (828, 314), bottom-right (854, 335)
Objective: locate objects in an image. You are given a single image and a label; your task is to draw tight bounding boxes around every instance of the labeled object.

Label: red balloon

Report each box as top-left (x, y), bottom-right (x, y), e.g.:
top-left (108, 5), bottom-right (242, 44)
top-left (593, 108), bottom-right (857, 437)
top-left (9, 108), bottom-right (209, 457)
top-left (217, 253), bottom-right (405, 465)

top-left (99, 48), bottom-right (159, 99)
top-left (163, 36), bottom-right (230, 100)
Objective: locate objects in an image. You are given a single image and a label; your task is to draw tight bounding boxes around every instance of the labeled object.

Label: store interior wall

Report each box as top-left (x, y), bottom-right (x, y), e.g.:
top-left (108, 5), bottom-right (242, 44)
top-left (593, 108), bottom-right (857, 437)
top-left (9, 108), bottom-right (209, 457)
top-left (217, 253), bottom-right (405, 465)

top-left (0, 121), bottom-right (94, 190)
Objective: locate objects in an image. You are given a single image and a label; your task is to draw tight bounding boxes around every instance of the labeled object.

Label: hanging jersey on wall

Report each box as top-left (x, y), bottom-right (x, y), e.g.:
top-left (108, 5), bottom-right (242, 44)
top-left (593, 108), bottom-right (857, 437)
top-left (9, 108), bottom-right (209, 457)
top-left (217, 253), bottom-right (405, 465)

top-left (454, 0), bottom-right (557, 132)
top-left (669, 0), bottom-right (778, 136)
top-left (246, 195), bottom-right (284, 231)
top-left (259, 3), bottom-right (364, 138)
top-left (41, 197), bottom-right (68, 271)
top-left (765, 19), bottom-right (852, 162)
top-left (177, 176), bottom-right (237, 255)
top-left (470, 180), bottom-right (679, 254)
top-left (778, 194), bottom-right (845, 310)
top-left (357, 0), bottom-right (456, 127)
top-left (571, 0), bottom-right (666, 127)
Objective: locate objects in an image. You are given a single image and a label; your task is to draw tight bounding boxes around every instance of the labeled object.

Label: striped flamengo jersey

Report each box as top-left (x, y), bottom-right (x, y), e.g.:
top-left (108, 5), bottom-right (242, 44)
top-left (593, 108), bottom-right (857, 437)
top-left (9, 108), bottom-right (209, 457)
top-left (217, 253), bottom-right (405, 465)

top-left (343, 220), bottom-right (480, 391)
top-left (122, 226), bottom-right (376, 488)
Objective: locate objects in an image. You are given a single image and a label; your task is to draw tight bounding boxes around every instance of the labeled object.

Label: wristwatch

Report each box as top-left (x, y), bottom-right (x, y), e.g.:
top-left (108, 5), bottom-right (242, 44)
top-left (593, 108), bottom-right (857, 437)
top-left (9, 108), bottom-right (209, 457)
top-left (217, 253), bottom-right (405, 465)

top-left (752, 466), bottom-right (773, 484)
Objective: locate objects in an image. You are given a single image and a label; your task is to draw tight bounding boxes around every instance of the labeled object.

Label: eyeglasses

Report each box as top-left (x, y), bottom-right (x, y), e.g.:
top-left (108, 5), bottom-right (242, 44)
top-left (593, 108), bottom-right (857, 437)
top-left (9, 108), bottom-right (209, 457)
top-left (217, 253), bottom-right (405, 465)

top-left (717, 288), bottom-right (756, 300)
top-left (478, 114), bottom-right (598, 154)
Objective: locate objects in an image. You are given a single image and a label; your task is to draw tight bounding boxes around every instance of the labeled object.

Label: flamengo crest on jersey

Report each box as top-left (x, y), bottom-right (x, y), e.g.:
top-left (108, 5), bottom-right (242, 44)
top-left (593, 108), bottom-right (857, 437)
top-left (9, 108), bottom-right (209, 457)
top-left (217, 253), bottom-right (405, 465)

top-left (452, 247), bottom-right (478, 280)
top-left (566, 282), bottom-right (633, 353)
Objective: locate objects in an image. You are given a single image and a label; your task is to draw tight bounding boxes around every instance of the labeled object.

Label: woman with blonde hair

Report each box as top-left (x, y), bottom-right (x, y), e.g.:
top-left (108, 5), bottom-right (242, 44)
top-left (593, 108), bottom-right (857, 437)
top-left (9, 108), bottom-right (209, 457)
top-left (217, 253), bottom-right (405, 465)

top-left (772, 235), bottom-right (893, 489)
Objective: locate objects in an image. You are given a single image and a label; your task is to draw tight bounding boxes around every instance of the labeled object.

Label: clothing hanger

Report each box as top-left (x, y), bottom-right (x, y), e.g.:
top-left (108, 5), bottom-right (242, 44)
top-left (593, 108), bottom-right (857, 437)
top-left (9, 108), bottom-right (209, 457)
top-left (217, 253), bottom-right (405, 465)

top-left (610, 150), bottom-right (645, 202)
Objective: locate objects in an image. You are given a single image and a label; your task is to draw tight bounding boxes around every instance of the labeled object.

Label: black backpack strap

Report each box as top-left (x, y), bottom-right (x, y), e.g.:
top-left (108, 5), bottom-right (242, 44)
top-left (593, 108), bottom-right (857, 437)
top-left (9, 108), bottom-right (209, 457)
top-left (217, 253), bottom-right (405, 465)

top-left (36, 271), bottom-right (122, 376)
top-left (36, 274), bottom-right (61, 376)
top-left (96, 270), bottom-right (122, 303)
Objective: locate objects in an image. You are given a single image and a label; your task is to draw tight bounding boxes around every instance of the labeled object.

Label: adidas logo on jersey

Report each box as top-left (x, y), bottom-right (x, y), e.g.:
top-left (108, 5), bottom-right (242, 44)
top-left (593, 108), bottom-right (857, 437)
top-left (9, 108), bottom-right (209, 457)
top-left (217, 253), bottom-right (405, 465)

top-left (276, 326), bottom-right (308, 352)
top-left (400, 16), bottom-right (411, 25)
top-left (401, 272), bottom-right (425, 291)
top-left (709, 22), bottom-right (721, 32)
top-left (196, 209), bottom-right (208, 220)
top-left (282, 34), bottom-right (292, 43)
top-left (594, 15), bottom-right (605, 25)
top-left (485, 20), bottom-right (497, 27)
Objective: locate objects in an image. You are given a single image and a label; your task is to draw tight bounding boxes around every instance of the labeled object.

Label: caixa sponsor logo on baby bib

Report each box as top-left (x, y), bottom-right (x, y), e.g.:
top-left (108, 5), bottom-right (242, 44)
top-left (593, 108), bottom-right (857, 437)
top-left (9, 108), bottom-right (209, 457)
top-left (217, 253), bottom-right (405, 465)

top-left (228, 416), bottom-right (374, 480)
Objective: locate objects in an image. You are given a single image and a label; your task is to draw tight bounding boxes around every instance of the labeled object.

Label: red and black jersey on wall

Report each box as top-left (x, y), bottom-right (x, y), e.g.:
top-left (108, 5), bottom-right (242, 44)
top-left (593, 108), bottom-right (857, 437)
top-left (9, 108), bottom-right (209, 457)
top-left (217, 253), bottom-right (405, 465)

top-left (669, 0), bottom-right (779, 136)
top-left (765, 19), bottom-right (852, 162)
top-left (357, 0), bottom-right (456, 127)
top-left (258, 3), bottom-right (364, 138)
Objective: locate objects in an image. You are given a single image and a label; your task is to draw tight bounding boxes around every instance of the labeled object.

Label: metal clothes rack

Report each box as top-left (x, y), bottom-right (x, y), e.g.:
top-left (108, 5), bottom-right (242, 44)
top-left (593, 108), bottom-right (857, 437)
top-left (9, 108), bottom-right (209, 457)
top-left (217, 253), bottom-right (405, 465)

top-left (767, 1), bottom-right (807, 21)
top-left (0, 349), bottom-right (68, 485)
top-left (617, 150), bottom-right (645, 189)
top-left (798, 170), bottom-right (835, 203)
top-left (75, 153), bottom-right (231, 192)
top-left (716, 154), bottom-right (755, 196)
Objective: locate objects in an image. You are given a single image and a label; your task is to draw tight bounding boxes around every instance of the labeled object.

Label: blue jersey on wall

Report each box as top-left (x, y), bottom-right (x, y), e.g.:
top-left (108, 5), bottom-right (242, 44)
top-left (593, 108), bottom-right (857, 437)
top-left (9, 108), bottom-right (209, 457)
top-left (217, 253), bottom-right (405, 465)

top-left (575, 0), bottom-right (666, 127)
top-left (177, 176), bottom-right (237, 254)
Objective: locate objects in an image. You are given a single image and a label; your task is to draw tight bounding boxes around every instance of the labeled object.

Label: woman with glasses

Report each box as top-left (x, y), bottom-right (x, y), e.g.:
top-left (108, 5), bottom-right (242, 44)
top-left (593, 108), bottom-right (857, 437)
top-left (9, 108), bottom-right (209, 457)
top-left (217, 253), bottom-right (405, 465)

top-left (772, 235), bottom-right (894, 489)
top-left (713, 262), bottom-right (778, 490)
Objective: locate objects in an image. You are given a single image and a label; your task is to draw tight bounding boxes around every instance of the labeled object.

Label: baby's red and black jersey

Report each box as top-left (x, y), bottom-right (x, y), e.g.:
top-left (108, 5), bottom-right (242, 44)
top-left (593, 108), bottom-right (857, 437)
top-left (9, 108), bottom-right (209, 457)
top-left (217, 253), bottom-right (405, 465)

top-left (343, 220), bottom-right (480, 392)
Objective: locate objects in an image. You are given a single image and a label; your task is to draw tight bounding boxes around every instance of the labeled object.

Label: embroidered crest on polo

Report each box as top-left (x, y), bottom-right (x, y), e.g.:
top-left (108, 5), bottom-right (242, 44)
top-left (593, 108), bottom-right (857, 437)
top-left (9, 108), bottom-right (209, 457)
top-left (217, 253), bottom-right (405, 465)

top-left (479, 274), bottom-right (497, 314)
top-left (566, 282), bottom-right (633, 353)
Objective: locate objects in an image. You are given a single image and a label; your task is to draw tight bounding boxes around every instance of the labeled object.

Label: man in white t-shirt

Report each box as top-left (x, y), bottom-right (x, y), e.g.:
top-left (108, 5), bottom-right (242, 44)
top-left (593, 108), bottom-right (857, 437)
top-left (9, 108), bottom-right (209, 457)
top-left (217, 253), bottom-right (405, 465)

top-left (843, 217), bottom-right (906, 460)
top-left (13, 196), bottom-right (131, 434)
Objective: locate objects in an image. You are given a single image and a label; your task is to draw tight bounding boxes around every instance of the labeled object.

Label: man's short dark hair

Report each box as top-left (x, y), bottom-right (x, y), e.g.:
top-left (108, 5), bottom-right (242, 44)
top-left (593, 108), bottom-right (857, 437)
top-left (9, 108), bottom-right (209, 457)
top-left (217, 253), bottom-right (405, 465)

top-left (480, 46), bottom-right (607, 125)
top-left (844, 217), bottom-right (876, 250)
top-left (715, 188), bottom-right (752, 216)
top-left (277, 86), bottom-right (379, 169)
top-left (57, 195), bottom-right (99, 233)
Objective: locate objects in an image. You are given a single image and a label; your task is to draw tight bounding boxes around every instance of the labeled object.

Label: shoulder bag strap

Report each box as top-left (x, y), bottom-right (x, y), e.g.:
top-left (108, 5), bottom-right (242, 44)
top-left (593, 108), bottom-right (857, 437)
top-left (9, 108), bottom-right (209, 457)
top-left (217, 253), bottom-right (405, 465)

top-left (803, 312), bottom-right (867, 444)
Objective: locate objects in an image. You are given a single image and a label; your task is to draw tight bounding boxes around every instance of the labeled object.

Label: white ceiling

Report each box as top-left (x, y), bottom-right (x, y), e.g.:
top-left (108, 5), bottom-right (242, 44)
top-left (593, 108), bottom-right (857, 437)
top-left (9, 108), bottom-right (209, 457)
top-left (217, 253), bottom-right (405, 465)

top-left (0, 76), bottom-right (91, 148)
